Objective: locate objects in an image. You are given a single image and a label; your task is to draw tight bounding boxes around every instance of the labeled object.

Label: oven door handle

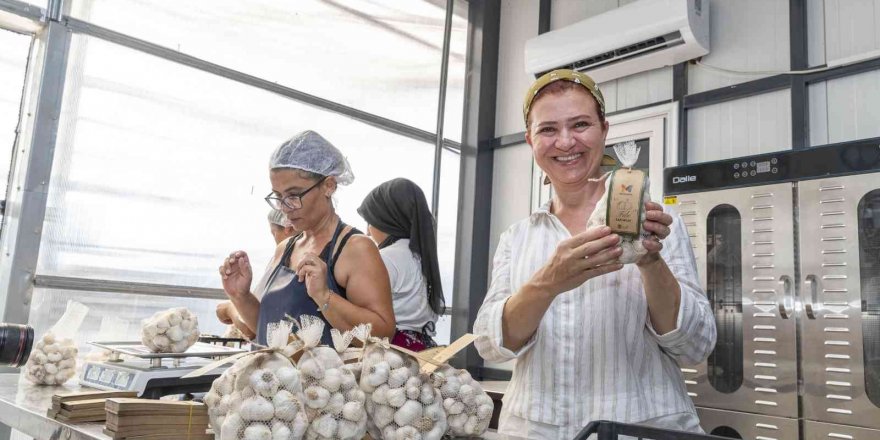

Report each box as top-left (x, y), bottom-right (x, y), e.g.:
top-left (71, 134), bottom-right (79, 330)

top-left (778, 275), bottom-right (793, 319)
top-left (804, 274), bottom-right (818, 319)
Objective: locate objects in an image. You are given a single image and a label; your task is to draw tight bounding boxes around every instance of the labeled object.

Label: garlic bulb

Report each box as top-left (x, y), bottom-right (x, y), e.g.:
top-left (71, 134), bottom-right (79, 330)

top-left (304, 386), bottom-right (330, 410)
top-left (250, 369), bottom-right (281, 397)
top-left (241, 396), bottom-right (275, 422)
top-left (243, 424), bottom-right (272, 440)
top-left (140, 307), bottom-right (200, 353)
top-left (271, 421), bottom-right (291, 440)
top-left (24, 332), bottom-right (77, 386)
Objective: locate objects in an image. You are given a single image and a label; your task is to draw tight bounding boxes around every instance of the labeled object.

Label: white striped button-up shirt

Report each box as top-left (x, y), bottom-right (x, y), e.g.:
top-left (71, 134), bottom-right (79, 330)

top-left (474, 203), bottom-right (716, 438)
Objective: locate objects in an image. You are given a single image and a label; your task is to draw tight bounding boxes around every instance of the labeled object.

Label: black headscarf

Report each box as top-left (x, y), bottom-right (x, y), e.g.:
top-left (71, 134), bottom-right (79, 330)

top-left (357, 178), bottom-right (445, 315)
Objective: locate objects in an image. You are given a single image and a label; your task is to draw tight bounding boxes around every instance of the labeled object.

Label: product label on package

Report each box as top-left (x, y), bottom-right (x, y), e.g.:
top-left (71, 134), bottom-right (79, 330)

top-left (606, 169), bottom-right (646, 236)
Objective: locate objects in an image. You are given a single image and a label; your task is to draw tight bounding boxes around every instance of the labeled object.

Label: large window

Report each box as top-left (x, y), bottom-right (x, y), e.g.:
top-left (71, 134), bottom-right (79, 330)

top-left (69, 0), bottom-right (468, 134)
top-left (0, 29), bottom-right (32, 230)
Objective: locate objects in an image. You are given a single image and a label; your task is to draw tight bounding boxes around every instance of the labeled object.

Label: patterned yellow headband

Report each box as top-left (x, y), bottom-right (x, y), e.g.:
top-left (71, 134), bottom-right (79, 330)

top-left (523, 69), bottom-right (606, 127)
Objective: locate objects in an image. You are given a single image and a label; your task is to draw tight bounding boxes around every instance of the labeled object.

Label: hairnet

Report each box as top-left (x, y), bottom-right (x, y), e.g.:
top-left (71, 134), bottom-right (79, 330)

top-left (267, 209), bottom-right (287, 227)
top-left (269, 130), bottom-right (354, 185)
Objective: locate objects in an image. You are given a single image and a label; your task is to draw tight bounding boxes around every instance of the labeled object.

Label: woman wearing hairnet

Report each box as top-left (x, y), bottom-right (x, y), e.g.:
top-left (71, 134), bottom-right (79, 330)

top-left (219, 131), bottom-right (396, 345)
top-left (358, 178), bottom-right (444, 351)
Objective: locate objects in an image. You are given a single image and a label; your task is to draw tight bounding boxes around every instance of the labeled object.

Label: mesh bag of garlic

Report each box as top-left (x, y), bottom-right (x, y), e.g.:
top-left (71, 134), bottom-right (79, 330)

top-left (24, 300), bottom-right (89, 385)
top-left (203, 321), bottom-right (309, 440)
top-left (292, 316), bottom-right (367, 440)
top-left (355, 329), bottom-right (446, 440)
top-left (433, 365), bottom-right (494, 437)
top-left (140, 307), bottom-right (200, 353)
top-left (586, 141), bottom-right (652, 264)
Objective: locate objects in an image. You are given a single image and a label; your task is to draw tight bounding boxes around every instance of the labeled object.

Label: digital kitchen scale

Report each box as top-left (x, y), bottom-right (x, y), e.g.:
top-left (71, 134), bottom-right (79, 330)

top-left (80, 341), bottom-right (245, 399)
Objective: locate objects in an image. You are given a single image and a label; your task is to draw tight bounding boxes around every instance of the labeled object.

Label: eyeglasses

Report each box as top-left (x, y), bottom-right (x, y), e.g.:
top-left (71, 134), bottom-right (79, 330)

top-left (265, 176), bottom-right (327, 210)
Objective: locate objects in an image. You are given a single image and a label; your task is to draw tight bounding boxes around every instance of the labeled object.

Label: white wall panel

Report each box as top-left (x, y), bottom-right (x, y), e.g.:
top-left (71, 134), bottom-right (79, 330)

top-left (809, 68), bottom-right (880, 146)
top-left (809, 81), bottom-right (829, 145)
top-left (823, 0), bottom-right (880, 65)
top-left (490, 143), bottom-right (534, 265)
top-left (495, 0), bottom-right (539, 137)
top-left (486, 142), bottom-right (534, 372)
top-left (808, 0), bottom-right (827, 67)
top-left (614, 66), bottom-right (673, 111)
top-left (549, 0), bottom-right (618, 30)
top-left (687, 89), bottom-right (791, 163)
top-left (688, 0), bottom-right (790, 94)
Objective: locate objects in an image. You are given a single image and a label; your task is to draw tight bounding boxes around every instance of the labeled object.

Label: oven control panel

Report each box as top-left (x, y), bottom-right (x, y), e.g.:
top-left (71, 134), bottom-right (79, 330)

top-left (665, 137), bottom-right (880, 194)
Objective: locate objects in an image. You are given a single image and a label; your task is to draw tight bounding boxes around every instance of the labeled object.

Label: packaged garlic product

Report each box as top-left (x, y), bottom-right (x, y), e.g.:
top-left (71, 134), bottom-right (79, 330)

top-left (293, 316), bottom-right (366, 440)
top-left (434, 365), bottom-right (494, 437)
top-left (355, 328), bottom-right (446, 440)
top-left (140, 307), bottom-right (200, 353)
top-left (24, 300), bottom-right (89, 385)
top-left (201, 321), bottom-right (309, 440)
top-left (587, 141), bottom-right (652, 264)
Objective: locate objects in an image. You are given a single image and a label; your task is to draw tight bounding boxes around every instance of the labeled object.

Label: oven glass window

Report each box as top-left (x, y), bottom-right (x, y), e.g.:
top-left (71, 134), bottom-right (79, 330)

top-left (858, 189), bottom-right (880, 408)
top-left (707, 204), bottom-right (743, 393)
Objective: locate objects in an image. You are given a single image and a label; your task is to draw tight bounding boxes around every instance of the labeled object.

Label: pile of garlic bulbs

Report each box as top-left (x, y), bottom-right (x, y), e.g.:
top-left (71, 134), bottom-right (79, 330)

top-left (434, 366), bottom-right (494, 437)
top-left (140, 307), bottom-right (200, 353)
top-left (295, 316), bottom-right (367, 440)
top-left (360, 346), bottom-right (446, 440)
top-left (23, 332), bottom-right (77, 385)
top-left (205, 322), bottom-right (309, 440)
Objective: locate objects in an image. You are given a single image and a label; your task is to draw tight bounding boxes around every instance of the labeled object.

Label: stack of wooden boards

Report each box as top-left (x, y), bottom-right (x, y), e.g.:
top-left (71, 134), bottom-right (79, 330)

top-left (47, 390), bottom-right (137, 423)
top-left (103, 398), bottom-right (211, 440)
top-left (47, 391), bottom-right (211, 439)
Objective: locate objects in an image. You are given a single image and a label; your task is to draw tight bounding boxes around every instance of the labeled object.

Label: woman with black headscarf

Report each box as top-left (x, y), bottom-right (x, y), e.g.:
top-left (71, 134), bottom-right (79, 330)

top-left (358, 178), bottom-right (444, 351)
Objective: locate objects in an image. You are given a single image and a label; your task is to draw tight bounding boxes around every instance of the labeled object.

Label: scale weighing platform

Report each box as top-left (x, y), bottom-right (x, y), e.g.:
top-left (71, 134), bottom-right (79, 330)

top-left (80, 341), bottom-right (245, 399)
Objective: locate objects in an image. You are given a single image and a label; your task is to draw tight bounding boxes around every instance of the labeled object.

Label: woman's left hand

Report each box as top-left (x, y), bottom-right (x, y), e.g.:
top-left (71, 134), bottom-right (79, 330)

top-left (637, 201), bottom-right (674, 267)
top-left (295, 253), bottom-right (332, 306)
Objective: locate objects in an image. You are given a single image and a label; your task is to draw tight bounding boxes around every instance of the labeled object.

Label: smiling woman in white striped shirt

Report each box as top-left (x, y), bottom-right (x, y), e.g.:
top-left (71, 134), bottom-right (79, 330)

top-left (473, 69), bottom-right (717, 439)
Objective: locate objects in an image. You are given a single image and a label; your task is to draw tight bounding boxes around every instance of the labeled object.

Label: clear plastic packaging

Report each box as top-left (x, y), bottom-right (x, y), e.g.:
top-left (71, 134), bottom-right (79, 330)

top-left (24, 300), bottom-right (88, 385)
top-left (587, 141), bottom-right (651, 264)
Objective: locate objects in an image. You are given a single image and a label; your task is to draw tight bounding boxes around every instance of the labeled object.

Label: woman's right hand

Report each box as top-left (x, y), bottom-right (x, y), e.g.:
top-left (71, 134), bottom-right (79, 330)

top-left (530, 225), bottom-right (624, 296)
top-left (219, 250), bottom-right (253, 300)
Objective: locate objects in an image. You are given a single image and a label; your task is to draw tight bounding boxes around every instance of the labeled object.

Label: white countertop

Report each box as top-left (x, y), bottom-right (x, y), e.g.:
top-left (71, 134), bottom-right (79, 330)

top-left (0, 374), bottom-right (511, 440)
top-left (0, 373), bottom-right (111, 440)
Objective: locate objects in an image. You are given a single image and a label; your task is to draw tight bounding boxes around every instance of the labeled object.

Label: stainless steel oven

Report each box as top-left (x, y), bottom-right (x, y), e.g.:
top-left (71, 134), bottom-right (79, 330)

top-left (664, 138), bottom-right (880, 439)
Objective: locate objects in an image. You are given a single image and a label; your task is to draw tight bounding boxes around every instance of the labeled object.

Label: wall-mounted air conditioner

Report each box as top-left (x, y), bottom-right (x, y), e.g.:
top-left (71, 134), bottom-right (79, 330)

top-left (524, 0), bottom-right (710, 83)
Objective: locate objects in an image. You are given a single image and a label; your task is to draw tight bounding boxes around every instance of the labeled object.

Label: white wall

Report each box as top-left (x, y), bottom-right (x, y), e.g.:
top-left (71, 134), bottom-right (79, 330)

top-left (687, 89), bottom-right (792, 164)
top-left (485, 142), bottom-right (533, 372)
top-left (495, 0), bottom-right (539, 137)
top-left (809, 69), bottom-right (880, 145)
top-left (806, 0), bottom-right (880, 146)
top-left (687, 0), bottom-right (790, 94)
top-left (820, 0), bottom-right (880, 66)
